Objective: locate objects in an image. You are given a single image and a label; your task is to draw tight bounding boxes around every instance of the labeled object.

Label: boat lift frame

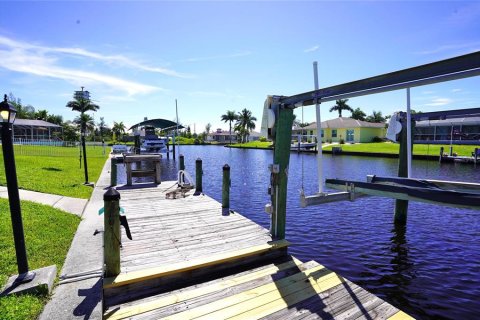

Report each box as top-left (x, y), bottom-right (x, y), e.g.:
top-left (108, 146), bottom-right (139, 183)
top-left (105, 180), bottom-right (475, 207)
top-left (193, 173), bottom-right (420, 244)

top-left (266, 51), bottom-right (480, 239)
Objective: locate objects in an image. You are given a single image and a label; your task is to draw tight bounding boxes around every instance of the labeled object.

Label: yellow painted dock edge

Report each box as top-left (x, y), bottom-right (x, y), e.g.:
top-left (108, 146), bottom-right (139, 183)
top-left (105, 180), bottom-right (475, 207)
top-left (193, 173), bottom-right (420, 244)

top-left (105, 257), bottom-right (304, 320)
top-left (103, 239), bottom-right (290, 289)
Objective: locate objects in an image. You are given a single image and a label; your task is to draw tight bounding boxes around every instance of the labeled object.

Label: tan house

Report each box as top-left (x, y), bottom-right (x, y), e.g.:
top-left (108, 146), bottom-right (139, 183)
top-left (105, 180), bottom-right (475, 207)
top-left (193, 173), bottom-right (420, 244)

top-left (293, 117), bottom-right (386, 143)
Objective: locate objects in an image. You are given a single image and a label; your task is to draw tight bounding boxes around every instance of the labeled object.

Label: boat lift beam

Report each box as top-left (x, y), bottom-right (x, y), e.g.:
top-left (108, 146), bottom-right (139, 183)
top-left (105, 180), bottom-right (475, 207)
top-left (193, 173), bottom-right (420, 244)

top-left (326, 178), bottom-right (480, 211)
top-left (279, 51), bottom-right (480, 108)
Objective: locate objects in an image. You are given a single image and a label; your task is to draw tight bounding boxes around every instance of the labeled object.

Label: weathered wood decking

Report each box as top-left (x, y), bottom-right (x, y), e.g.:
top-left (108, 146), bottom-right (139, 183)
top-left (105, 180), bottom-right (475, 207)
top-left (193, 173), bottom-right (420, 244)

top-left (103, 181), bottom-right (412, 320)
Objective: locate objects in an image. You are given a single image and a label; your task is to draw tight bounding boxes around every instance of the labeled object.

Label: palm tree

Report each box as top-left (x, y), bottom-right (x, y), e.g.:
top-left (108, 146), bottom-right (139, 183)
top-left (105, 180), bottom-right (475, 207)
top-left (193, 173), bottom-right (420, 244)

top-left (112, 121), bottom-right (126, 140)
top-left (221, 110), bottom-right (238, 144)
top-left (73, 113), bottom-right (95, 133)
top-left (66, 89), bottom-right (99, 183)
top-left (329, 99), bottom-right (353, 118)
top-left (366, 110), bottom-right (386, 123)
top-left (235, 108), bottom-right (257, 143)
top-left (351, 107), bottom-right (367, 121)
top-left (66, 92), bottom-right (99, 133)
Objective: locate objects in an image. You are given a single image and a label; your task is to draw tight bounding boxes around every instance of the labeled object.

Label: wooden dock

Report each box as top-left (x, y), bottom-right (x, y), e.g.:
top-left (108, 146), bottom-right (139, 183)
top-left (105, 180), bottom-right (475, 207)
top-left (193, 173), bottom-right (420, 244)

top-left (102, 181), bottom-right (413, 320)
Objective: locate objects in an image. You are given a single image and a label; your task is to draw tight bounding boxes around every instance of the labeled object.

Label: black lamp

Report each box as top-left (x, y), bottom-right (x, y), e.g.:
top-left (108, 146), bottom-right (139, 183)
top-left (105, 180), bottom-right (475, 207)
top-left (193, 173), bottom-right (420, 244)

top-left (0, 94), bottom-right (35, 283)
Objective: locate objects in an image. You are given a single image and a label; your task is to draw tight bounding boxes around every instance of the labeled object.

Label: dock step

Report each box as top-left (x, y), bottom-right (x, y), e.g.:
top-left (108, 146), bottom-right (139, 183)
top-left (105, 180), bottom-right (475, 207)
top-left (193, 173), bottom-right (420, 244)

top-left (104, 239), bottom-right (289, 289)
top-left (103, 240), bottom-right (290, 307)
top-left (104, 256), bottom-right (413, 320)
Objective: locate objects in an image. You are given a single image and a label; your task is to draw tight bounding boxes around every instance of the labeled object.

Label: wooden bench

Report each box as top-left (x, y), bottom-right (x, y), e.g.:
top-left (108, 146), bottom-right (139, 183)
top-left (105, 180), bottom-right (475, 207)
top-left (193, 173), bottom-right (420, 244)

top-left (124, 154), bottom-right (162, 185)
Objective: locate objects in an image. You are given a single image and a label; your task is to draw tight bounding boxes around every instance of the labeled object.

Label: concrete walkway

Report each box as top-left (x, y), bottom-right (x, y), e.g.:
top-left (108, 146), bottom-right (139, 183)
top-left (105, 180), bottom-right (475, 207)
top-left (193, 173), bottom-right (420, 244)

top-left (40, 158), bottom-right (112, 320)
top-left (0, 187), bottom-right (88, 217)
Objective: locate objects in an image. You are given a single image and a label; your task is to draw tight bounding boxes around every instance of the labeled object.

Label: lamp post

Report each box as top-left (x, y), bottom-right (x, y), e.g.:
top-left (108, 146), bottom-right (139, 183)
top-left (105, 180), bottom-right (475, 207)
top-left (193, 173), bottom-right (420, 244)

top-left (0, 94), bottom-right (35, 283)
top-left (81, 129), bottom-right (89, 184)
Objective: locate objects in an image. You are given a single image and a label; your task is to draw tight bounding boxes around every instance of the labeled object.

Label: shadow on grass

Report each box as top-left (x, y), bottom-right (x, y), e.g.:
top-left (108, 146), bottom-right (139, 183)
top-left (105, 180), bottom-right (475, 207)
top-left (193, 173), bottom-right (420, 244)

top-left (42, 167), bottom-right (62, 172)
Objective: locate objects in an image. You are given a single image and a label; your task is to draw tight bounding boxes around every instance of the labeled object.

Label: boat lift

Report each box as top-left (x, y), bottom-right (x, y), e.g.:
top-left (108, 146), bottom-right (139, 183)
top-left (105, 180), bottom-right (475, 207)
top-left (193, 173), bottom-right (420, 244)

top-left (261, 51), bottom-right (480, 239)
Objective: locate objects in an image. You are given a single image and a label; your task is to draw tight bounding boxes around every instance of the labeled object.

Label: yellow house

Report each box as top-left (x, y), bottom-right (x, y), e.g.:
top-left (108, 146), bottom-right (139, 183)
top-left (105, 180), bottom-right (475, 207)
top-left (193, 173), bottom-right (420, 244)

top-left (293, 117), bottom-right (386, 143)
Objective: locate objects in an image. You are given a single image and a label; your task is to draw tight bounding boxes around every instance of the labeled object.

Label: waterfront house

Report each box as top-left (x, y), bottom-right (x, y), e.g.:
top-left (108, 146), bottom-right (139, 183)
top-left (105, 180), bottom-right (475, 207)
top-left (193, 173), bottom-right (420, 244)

top-left (293, 117), bottom-right (386, 143)
top-left (207, 128), bottom-right (238, 143)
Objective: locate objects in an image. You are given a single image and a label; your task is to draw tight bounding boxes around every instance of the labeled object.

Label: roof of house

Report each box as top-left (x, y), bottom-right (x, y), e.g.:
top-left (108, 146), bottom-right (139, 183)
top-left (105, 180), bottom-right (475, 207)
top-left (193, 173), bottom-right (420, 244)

top-left (295, 117), bottom-right (385, 130)
top-left (14, 119), bottom-right (62, 128)
top-left (416, 117), bottom-right (480, 127)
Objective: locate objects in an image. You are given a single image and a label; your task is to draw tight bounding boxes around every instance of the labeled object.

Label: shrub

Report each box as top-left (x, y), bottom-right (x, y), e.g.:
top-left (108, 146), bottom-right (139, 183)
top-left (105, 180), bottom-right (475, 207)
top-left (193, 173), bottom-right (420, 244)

top-left (259, 136), bottom-right (267, 142)
top-left (371, 136), bottom-right (384, 143)
top-left (340, 139), bottom-right (345, 144)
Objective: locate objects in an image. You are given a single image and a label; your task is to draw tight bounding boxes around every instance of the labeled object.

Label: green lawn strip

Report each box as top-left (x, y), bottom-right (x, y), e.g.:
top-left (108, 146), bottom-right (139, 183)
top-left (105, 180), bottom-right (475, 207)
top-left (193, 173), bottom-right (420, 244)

top-left (230, 141), bottom-right (273, 148)
top-left (322, 142), bottom-right (480, 157)
top-left (0, 146), bottom-right (108, 199)
top-left (0, 199), bottom-right (81, 320)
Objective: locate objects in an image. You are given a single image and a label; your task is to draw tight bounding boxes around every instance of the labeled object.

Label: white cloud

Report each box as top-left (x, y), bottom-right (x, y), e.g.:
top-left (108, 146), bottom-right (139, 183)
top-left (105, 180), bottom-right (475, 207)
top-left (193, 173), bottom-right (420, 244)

top-left (425, 98), bottom-right (453, 107)
top-left (415, 42), bottom-right (480, 55)
top-left (0, 35), bottom-right (166, 95)
top-left (0, 35), bottom-right (190, 78)
top-left (451, 88), bottom-right (462, 93)
top-left (185, 51), bottom-right (252, 62)
top-left (304, 45), bottom-right (319, 53)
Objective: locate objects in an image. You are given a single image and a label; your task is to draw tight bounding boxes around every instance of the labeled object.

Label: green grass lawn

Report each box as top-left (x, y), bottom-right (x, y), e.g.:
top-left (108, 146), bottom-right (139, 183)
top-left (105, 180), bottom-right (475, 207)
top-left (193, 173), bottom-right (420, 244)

top-left (230, 141), bottom-right (273, 148)
top-left (0, 199), bottom-right (80, 320)
top-left (322, 142), bottom-right (480, 156)
top-left (0, 145), bottom-right (108, 199)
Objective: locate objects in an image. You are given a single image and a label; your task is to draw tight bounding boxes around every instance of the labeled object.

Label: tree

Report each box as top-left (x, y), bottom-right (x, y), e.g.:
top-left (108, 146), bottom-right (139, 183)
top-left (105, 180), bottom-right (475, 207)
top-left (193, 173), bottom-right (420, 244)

top-left (221, 110), bottom-right (238, 144)
top-left (235, 108), bottom-right (257, 143)
top-left (66, 92), bottom-right (99, 134)
top-left (366, 110), bottom-right (386, 123)
top-left (35, 109), bottom-right (48, 121)
top-left (73, 113), bottom-right (95, 132)
top-left (329, 99), bottom-right (353, 118)
top-left (351, 107), bottom-right (367, 121)
top-left (112, 121), bottom-right (126, 140)
top-left (46, 114), bottom-right (63, 125)
top-left (98, 117), bottom-right (107, 138)
top-left (62, 122), bottom-right (78, 141)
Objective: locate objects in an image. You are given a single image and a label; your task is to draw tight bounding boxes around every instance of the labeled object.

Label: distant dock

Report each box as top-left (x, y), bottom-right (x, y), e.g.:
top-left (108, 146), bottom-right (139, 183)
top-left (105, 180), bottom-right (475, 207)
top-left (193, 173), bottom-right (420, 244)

top-left (101, 180), bottom-right (412, 319)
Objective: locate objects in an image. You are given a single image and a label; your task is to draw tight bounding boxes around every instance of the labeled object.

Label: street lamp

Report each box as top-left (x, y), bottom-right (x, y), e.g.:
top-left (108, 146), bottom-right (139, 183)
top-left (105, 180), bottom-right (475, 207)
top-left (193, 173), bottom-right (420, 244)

top-left (0, 94), bottom-right (35, 283)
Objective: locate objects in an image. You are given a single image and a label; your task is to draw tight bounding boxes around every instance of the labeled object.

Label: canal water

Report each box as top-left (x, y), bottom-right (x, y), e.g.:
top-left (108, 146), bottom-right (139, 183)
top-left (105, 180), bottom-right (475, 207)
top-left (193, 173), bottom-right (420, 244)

top-left (117, 145), bottom-right (479, 320)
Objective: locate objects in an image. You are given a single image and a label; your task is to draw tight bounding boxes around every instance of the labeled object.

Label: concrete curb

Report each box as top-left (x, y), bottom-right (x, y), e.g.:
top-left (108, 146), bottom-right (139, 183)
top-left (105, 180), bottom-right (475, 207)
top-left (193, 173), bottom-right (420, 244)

top-left (0, 187), bottom-right (88, 217)
top-left (40, 157), bottom-right (112, 320)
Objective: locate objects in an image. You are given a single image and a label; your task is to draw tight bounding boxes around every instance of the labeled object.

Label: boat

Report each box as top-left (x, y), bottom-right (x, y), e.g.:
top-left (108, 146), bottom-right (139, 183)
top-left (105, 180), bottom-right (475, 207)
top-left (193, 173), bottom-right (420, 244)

top-left (290, 141), bottom-right (317, 151)
top-left (141, 127), bottom-right (168, 153)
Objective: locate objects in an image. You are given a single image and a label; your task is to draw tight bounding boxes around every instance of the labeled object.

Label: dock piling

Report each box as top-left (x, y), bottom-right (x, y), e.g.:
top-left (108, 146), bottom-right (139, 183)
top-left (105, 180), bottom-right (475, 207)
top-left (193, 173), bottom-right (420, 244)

top-left (439, 146), bottom-right (444, 163)
top-left (110, 158), bottom-right (117, 186)
top-left (222, 164), bottom-right (230, 208)
top-left (195, 158), bottom-right (203, 194)
top-left (103, 188), bottom-right (121, 277)
top-left (394, 114), bottom-right (414, 226)
top-left (180, 154), bottom-right (185, 171)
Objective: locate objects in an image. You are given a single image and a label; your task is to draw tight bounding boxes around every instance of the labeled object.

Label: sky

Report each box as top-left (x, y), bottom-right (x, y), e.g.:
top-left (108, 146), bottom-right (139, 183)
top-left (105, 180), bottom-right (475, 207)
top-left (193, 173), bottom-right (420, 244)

top-left (1, 1), bottom-right (479, 133)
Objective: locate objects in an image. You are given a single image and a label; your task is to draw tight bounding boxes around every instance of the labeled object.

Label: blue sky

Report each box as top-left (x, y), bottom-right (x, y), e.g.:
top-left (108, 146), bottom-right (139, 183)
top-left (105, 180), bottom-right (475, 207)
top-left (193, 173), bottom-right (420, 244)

top-left (1, 1), bottom-right (479, 133)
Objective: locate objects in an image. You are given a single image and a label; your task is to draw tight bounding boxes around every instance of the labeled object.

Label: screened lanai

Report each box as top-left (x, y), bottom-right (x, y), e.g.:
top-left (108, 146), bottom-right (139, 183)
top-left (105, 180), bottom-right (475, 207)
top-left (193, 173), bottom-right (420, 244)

top-left (12, 119), bottom-right (63, 141)
top-left (415, 116), bottom-right (480, 144)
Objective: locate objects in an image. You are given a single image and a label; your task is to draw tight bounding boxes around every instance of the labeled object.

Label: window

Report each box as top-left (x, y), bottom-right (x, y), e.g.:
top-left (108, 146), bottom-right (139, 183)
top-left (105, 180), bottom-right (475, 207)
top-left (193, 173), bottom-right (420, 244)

top-left (321, 129), bottom-right (324, 138)
top-left (332, 129), bottom-right (337, 138)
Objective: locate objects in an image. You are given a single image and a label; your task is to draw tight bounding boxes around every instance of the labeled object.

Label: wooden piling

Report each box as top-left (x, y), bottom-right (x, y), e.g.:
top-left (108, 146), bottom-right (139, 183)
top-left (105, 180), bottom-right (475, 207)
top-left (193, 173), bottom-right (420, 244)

top-left (195, 158), bottom-right (203, 194)
top-left (394, 115), bottom-right (414, 226)
top-left (104, 188), bottom-right (121, 277)
top-left (110, 158), bottom-right (117, 186)
top-left (180, 154), bottom-right (185, 171)
top-left (222, 164), bottom-right (230, 208)
top-left (271, 106), bottom-right (294, 239)
top-left (439, 146), bottom-right (444, 163)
